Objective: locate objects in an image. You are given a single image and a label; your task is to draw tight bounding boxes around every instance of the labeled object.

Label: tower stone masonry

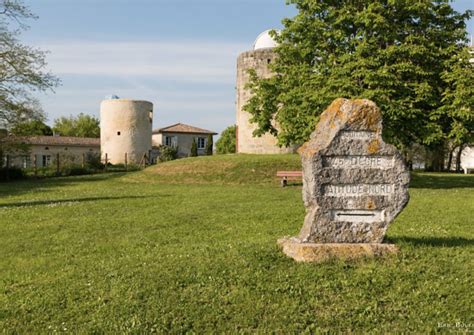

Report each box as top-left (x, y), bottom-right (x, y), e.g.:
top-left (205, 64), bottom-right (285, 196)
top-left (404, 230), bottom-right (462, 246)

top-left (100, 99), bottom-right (153, 164)
top-left (236, 30), bottom-right (296, 154)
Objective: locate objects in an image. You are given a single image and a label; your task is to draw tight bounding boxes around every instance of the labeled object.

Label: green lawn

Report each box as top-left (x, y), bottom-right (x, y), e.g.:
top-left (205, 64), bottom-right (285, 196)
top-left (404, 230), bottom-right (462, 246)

top-left (0, 154), bottom-right (473, 333)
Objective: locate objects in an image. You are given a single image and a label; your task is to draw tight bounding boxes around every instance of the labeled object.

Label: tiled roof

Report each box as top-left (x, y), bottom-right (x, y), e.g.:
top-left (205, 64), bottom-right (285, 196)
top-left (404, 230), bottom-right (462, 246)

top-left (153, 123), bottom-right (217, 135)
top-left (3, 135), bottom-right (100, 147)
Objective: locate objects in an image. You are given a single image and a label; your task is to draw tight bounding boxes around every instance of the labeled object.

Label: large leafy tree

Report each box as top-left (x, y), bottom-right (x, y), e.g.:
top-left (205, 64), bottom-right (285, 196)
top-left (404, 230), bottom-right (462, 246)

top-left (53, 113), bottom-right (100, 138)
top-left (0, 0), bottom-right (59, 130)
top-left (245, 0), bottom-right (472, 154)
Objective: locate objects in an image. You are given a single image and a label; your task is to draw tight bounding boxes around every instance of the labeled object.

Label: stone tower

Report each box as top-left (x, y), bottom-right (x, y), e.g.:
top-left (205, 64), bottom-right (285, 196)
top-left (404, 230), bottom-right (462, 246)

top-left (100, 97), bottom-right (153, 164)
top-left (236, 30), bottom-right (296, 154)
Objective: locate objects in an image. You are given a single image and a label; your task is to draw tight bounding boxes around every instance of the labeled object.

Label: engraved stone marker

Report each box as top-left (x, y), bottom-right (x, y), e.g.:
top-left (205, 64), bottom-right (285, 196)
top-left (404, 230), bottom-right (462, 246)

top-left (278, 98), bottom-right (410, 262)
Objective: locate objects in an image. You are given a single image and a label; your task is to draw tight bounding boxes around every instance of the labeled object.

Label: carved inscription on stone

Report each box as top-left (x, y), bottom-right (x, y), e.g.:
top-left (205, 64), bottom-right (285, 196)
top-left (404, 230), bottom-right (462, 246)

top-left (323, 156), bottom-right (394, 169)
top-left (339, 131), bottom-right (376, 140)
top-left (324, 184), bottom-right (395, 197)
top-left (297, 98), bottom-right (410, 243)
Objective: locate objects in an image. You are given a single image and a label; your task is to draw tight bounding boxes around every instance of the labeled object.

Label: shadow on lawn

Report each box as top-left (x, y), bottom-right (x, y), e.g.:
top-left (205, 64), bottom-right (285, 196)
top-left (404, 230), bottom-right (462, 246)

top-left (410, 173), bottom-right (474, 189)
top-left (389, 236), bottom-right (474, 247)
top-left (0, 173), bottom-right (129, 198)
top-left (0, 195), bottom-right (163, 208)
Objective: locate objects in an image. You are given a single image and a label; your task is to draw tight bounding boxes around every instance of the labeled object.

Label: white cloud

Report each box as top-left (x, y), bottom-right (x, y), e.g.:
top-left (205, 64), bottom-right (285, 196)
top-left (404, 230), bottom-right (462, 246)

top-left (41, 40), bottom-right (248, 83)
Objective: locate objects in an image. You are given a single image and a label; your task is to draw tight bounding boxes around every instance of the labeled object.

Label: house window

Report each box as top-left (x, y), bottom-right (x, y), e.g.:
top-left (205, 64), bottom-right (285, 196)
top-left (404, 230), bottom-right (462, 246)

top-left (165, 136), bottom-right (177, 147)
top-left (197, 137), bottom-right (206, 150)
top-left (149, 111), bottom-right (153, 123)
top-left (45, 147), bottom-right (49, 150)
top-left (22, 156), bottom-right (31, 169)
top-left (117, 131), bottom-right (121, 136)
top-left (42, 155), bottom-right (51, 167)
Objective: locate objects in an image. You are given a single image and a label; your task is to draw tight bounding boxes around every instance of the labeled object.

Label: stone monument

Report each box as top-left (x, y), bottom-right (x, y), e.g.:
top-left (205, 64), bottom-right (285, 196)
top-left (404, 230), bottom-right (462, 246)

top-left (278, 98), bottom-right (410, 262)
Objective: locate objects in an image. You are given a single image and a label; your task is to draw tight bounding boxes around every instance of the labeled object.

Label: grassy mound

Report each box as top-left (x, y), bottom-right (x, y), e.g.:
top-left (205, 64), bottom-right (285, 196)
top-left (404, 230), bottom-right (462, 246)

top-left (140, 154), bottom-right (301, 185)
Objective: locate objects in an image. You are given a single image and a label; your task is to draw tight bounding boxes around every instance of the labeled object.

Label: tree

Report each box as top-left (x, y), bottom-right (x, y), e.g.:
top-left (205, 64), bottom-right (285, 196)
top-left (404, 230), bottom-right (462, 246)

top-left (190, 138), bottom-right (198, 157)
top-left (0, 0), bottom-right (59, 131)
top-left (205, 134), bottom-right (213, 155)
top-left (245, 1), bottom-right (472, 155)
top-left (216, 125), bottom-right (236, 154)
top-left (53, 113), bottom-right (100, 138)
top-left (439, 46), bottom-right (474, 171)
top-left (10, 119), bottom-right (52, 136)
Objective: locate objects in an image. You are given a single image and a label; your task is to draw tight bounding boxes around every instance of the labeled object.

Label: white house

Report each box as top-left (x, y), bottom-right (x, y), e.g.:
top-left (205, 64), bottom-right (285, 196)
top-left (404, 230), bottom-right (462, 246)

top-left (152, 123), bottom-right (217, 157)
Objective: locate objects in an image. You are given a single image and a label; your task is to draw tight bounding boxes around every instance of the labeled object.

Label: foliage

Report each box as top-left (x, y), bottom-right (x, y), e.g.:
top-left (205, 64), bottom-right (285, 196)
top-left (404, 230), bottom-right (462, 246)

top-left (244, 1), bottom-right (472, 150)
top-left (0, 166), bottom-right (24, 181)
top-left (53, 113), bottom-right (100, 138)
top-left (157, 144), bottom-right (178, 162)
top-left (439, 46), bottom-right (474, 147)
top-left (0, 155), bottom-right (472, 332)
top-left (205, 134), bottom-right (213, 155)
top-left (10, 119), bottom-right (52, 136)
top-left (190, 138), bottom-right (198, 157)
top-left (0, 0), bottom-right (59, 131)
top-left (216, 125), bottom-right (236, 154)
top-left (84, 152), bottom-right (104, 170)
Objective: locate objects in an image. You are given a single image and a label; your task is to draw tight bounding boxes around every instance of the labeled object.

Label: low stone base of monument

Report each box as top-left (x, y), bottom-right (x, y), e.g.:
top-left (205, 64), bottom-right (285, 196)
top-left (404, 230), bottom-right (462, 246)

top-left (277, 237), bottom-right (399, 263)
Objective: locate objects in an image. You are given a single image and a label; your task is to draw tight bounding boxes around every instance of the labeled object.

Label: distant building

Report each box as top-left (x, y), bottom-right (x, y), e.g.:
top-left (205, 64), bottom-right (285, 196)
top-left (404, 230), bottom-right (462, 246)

top-left (152, 123), bottom-right (217, 157)
top-left (3, 135), bottom-right (100, 168)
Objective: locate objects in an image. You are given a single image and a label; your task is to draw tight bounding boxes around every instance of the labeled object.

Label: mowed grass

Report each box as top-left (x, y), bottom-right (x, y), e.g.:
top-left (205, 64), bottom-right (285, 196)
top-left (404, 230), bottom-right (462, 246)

top-left (0, 154), bottom-right (473, 333)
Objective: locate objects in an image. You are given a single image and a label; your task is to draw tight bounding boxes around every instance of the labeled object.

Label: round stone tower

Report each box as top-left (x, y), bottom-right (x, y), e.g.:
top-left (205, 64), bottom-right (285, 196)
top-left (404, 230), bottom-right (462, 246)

top-left (236, 30), bottom-right (296, 154)
top-left (100, 98), bottom-right (153, 164)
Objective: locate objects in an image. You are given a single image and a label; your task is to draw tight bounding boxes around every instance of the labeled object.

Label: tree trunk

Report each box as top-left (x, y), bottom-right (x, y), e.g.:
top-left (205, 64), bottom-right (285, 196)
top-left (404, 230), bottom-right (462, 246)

top-left (455, 143), bottom-right (465, 173)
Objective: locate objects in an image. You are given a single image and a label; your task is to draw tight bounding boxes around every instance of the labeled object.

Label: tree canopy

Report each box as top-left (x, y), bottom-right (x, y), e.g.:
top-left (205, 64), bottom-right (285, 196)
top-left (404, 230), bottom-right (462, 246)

top-left (53, 113), bottom-right (100, 138)
top-left (245, 0), bottom-right (473, 151)
top-left (216, 125), bottom-right (236, 154)
top-left (10, 119), bottom-right (52, 136)
top-left (0, 0), bottom-right (59, 130)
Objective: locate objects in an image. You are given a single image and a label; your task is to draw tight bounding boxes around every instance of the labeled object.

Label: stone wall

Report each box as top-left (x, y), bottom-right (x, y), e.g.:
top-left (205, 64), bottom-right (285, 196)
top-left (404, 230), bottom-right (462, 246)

top-left (7, 144), bottom-right (100, 168)
top-left (236, 48), bottom-right (296, 154)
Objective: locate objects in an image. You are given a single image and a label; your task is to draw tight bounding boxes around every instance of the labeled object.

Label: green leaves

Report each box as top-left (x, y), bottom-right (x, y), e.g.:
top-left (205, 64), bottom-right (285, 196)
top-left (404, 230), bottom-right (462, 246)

top-left (53, 113), bottom-right (100, 138)
top-left (245, 0), bottom-right (472, 149)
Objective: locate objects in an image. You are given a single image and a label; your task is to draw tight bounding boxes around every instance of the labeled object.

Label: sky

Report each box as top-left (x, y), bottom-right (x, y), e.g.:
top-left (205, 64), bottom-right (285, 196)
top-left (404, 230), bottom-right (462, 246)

top-left (21, 0), bottom-right (474, 136)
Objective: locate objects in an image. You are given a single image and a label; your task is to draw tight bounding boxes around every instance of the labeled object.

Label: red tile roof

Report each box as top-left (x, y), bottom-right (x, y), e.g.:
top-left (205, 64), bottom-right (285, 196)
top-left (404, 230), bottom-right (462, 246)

top-left (153, 123), bottom-right (217, 135)
top-left (3, 135), bottom-right (100, 147)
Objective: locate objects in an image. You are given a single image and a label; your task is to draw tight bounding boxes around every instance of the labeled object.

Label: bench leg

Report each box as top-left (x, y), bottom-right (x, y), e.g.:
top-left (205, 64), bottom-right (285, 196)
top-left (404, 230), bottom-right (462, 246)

top-left (281, 177), bottom-right (288, 187)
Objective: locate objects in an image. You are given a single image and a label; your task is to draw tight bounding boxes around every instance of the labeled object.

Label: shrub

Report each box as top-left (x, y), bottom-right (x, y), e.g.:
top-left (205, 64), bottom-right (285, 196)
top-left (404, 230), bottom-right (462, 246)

top-left (190, 139), bottom-right (198, 157)
top-left (85, 152), bottom-right (104, 170)
top-left (158, 145), bottom-right (178, 162)
top-left (206, 134), bottom-right (213, 155)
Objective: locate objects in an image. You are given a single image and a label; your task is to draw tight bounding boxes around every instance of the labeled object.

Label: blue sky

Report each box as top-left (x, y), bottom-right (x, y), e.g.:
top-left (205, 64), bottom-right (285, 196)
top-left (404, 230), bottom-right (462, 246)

top-left (22, 0), bottom-right (473, 136)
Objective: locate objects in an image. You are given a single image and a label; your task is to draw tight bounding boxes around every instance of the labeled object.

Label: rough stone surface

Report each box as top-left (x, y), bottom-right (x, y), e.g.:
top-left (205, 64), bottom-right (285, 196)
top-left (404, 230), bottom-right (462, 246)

top-left (296, 98), bottom-right (410, 245)
top-left (278, 237), bottom-right (399, 263)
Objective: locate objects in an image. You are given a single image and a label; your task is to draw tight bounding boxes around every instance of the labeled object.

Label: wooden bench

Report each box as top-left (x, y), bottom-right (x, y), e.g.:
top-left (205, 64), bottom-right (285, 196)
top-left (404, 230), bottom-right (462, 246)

top-left (276, 171), bottom-right (303, 187)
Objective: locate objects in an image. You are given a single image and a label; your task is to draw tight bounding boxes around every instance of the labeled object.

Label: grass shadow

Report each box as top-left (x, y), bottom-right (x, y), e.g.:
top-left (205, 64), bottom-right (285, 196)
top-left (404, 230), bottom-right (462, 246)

top-left (0, 173), bottom-right (131, 198)
top-left (410, 172), bottom-right (474, 189)
top-left (0, 195), bottom-right (165, 208)
top-left (388, 236), bottom-right (474, 248)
